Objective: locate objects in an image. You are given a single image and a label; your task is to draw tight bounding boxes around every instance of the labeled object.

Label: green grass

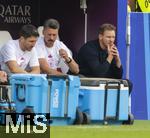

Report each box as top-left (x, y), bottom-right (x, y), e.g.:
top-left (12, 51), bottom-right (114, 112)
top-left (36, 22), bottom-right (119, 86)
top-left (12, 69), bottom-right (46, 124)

top-left (50, 120), bottom-right (150, 138)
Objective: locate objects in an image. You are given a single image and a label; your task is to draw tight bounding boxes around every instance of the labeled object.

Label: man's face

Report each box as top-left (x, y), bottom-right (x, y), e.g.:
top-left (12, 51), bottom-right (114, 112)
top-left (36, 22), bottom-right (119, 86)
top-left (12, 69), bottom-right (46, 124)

top-left (43, 28), bottom-right (58, 47)
top-left (99, 30), bottom-right (116, 49)
top-left (21, 36), bottom-right (38, 51)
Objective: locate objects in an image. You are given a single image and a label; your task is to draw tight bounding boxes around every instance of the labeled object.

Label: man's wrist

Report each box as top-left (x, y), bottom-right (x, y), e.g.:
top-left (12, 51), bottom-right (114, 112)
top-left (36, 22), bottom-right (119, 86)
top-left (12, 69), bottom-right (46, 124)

top-left (107, 55), bottom-right (113, 64)
top-left (65, 57), bottom-right (72, 64)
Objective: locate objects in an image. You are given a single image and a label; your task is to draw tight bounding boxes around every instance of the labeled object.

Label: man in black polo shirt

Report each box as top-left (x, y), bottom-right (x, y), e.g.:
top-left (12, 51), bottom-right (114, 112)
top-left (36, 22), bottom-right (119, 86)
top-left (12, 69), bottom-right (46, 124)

top-left (77, 23), bottom-right (122, 79)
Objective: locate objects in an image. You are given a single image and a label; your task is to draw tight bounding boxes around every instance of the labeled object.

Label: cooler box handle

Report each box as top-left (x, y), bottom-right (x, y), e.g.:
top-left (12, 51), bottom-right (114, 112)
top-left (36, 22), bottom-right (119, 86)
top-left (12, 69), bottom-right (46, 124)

top-left (16, 84), bottom-right (26, 102)
top-left (103, 81), bottom-right (121, 122)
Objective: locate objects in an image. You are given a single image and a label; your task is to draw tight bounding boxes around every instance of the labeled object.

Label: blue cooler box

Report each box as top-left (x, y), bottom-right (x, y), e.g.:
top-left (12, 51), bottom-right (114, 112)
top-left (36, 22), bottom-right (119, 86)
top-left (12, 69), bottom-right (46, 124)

top-left (48, 75), bottom-right (80, 125)
top-left (0, 84), bottom-right (15, 125)
top-left (10, 74), bottom-right (48, 114)
top-left (79, 78), bottom-right (129, 123)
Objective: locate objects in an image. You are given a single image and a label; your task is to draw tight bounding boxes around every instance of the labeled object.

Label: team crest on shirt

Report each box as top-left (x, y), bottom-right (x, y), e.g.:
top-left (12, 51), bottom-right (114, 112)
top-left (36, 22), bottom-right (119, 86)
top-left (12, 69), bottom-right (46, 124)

top-left (18, 57), bottom-right (25, 67)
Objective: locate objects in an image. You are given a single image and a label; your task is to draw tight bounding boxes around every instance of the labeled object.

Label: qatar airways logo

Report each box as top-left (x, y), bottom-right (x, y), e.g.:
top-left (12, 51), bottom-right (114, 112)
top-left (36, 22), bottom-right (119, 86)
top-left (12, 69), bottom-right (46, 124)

top-left (0, 4), bottom-right (31, 24)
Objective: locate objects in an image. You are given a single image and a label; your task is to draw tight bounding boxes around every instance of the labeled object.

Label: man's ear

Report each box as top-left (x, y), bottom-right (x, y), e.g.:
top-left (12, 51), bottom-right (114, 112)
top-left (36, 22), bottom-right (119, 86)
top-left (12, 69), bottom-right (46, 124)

top-left (20, 36), bottom-right (25, 42)
top-left (98, 34), bottom-right (103, 40)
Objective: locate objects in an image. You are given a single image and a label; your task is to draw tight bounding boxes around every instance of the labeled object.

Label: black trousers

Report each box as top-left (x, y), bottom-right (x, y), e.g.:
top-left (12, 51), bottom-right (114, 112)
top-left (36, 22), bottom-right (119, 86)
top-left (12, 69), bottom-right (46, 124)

top-left (125, 79), bottom-right (133, 95)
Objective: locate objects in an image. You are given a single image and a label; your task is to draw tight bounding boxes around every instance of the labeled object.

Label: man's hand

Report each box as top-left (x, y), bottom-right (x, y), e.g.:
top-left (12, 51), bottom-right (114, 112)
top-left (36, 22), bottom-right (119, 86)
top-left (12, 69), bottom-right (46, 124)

top-left (110, 45), bottom-right (120, 60)
top-left (59, 49), bottom-right (70, 62)
top-left (109, 45), bottom-right (121, 68)
top-left (59, 49), bottom-right (68, 58)
top-left (59, 49), bottom-right (79, 74)
top-left (107, 44), bottom-right (114, 63)
top-left (107, 44), bottom-right (121, 68)
top-left (0, 71), bottom-right (7, 82)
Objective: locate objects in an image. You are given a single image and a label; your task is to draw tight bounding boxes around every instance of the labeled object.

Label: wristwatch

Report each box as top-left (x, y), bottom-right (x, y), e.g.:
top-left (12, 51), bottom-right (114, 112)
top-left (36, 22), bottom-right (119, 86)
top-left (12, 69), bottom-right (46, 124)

top-left (66, 57), bottom-right (72, 64)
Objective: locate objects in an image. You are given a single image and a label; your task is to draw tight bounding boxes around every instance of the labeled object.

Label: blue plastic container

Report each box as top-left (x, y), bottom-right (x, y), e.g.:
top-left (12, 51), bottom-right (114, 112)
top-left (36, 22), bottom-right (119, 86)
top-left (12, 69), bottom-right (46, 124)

top-left (48, 75), bottom-right (80, 125)
top-left (79, 79), bottom-right (129, 123)
top-left (10, 74), bottom-right (48, 114)
top-left (0, 101), bottom-right (9, 125)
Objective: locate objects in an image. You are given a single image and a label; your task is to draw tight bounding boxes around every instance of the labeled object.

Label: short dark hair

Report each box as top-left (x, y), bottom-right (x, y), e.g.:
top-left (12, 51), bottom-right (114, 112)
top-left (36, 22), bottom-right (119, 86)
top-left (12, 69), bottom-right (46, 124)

top-left (19, 24), bottom-right (39, 38)
top-left (98, 23), bottom-right (116, 35)
top-left (43, 18), bottom-right (60, 29)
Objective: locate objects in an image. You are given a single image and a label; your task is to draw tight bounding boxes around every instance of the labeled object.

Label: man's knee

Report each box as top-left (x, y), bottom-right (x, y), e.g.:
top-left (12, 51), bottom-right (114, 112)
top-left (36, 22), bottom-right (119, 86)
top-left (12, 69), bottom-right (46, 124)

top-left (125, 79), bottom-right (133, 94)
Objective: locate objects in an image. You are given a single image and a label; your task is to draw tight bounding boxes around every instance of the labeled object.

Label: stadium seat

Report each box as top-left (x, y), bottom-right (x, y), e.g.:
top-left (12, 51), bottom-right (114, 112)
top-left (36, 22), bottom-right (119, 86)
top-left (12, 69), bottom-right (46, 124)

top-left (0, 31), bottom-right (12, 48)
top-left (37, 26), bottom-right (44, 37)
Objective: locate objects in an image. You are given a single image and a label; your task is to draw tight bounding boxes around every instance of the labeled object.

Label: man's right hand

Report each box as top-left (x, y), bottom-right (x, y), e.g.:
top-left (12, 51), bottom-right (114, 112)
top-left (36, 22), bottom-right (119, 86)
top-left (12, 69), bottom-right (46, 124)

top-left (107, 44), bottom-right (114, 63)
top-left (108, 44), bottom-right (121, 68)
